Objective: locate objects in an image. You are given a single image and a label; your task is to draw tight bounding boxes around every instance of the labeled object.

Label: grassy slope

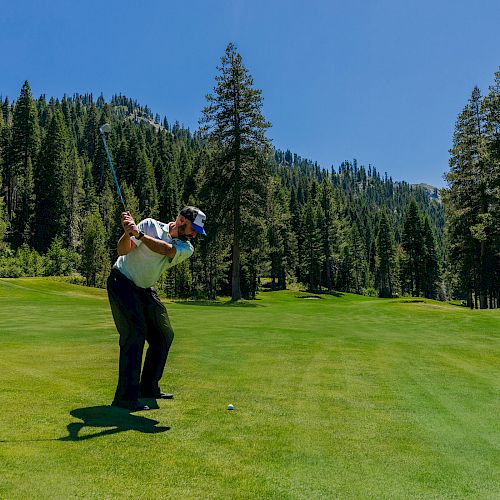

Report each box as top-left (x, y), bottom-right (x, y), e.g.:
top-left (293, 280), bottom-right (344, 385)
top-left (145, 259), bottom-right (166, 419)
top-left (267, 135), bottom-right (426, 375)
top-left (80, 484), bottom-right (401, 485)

top-left (0, 278), bottom-right (498, 499)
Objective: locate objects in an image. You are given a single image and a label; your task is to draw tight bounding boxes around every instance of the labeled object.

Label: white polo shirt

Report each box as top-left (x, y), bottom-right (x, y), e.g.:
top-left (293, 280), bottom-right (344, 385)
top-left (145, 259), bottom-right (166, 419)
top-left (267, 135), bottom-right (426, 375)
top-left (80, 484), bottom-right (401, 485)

top-left (113, 218), bottom-right (194, 288)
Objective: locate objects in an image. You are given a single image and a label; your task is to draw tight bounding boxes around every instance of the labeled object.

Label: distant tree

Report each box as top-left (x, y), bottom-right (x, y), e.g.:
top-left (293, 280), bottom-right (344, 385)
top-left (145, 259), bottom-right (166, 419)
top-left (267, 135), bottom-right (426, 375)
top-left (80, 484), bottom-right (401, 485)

top-left (375, 209), bottom-right (396, 297)
top-left (0, 101), bottom-right (3, 138)
top-left (288, 185), bottom-right (302, 282)
top-left (0, 111), bottom-right (12, 194)
top-left (301, 198), bottom-right (323, 292)
top-left (369, 237), bottom-right (377, 284)
top-left (421, 216), bottom-right (440, 299)
top-left (83, 104), bottom-right (99, 163)
top-left (81, 210), bottom-right (110, 287)
top-left (15, 244), bottom-right (45, 276)
top-left (115, 136), bottom-right (130, 183)
top-left (179, 146), bottom-right (194, 204)
top-left (135, 149), bottom-right (158, 217)
top-left (319, 176), bottom-right (337, 291)
top-left (401, 198), bottom-right (424, 296)
top-left (1, 97), bottom-right (10, 123)
top-left (337, 241), bottom-right (353, 292)
top-left (34, 110), bottom-right (70, 252)
top-left (153, 131), bottom-right (172, 213)
top-left (266, 177), bottom-right (289, 289)
top-left (159, 147), bottom-right (180, 222)
top-left (45, 236), bottom-right (78, 276)
top-left (0, 180), bottom-right (9, 255)
top-left (9, 81), bottom-right (40, 245)
top-left (173, 260), bottom-right (193, 299)
top-left (80, 160), bottom-right (97, 217)
top-left (67, 152), bottom-right (85, 250)
top-left (350, 222), bottom-right (367, 294)
top-left (99, 183), bottom-right (118, 259)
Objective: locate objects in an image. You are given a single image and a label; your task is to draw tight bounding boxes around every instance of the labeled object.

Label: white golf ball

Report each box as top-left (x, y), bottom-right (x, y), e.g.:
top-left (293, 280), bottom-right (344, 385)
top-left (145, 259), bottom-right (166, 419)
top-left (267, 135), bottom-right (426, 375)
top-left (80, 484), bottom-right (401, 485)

top-left (227, 404), bottom-right (234, 411)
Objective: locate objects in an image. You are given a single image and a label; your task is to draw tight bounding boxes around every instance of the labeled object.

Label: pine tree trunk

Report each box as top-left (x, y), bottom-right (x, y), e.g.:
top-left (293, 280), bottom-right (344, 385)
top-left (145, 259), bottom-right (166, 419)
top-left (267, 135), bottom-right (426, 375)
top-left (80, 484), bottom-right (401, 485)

top-left (479, 240), bottom-right (488, 309)
top-left (279, 268), bottom-right (285, 290)
top-left (325, 256), bottom-right (332, 291)
top-left (231, 242), bottom-right (241, 300)
top-left (415, 259), bottom-right (420, 297)
top-left (231, 157), bottom-right (242, 301)
top-left (309, 241), bottom-right (314, 292)
top-left (209, 255), bottom-right (216, 300)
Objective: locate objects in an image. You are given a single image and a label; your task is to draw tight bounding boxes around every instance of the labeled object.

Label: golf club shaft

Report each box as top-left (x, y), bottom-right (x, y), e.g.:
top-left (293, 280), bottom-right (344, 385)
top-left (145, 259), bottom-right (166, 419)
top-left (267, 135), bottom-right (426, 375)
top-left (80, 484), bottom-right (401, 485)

top-left (99, 128), bottom-right (127, 211)
top-left (99, 128), bottom-right (133, 237)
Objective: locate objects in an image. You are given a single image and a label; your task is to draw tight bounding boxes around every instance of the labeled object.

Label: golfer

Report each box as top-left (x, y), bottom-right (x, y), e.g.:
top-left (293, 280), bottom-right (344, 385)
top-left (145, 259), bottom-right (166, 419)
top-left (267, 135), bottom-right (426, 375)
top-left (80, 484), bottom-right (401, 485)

top-left (107, 206), bottom-right (207, 411)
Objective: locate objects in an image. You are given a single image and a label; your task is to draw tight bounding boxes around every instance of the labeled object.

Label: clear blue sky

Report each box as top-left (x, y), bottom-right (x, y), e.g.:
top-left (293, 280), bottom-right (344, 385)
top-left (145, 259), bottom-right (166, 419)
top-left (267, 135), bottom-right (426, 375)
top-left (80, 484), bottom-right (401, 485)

top-left (2, 0), bottom-right (499, 187)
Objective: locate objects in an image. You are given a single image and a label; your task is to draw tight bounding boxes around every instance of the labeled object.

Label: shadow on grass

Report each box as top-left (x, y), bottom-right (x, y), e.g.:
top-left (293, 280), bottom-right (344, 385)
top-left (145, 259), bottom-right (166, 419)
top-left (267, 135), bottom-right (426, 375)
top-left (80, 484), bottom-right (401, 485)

top-left (174, 299), bottom-right (261, 308)
top-left (58, 405), bottom-right (170, 441)
top-left (295, 290), bottom-right (345, 298)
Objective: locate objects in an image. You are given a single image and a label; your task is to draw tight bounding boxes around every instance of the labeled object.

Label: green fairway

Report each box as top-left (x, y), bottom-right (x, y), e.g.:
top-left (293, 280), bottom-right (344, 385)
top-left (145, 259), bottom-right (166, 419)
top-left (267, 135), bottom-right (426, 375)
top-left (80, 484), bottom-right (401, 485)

top-left (0, 278), bottom-right (498, 498)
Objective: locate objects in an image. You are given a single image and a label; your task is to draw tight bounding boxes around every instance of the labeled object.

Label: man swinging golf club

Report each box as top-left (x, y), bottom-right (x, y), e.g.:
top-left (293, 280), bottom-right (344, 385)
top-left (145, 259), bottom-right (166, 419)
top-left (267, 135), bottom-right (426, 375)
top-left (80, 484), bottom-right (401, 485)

top-left (107, 207), bottom-right (207, 411)
top-left (99, 123), bottom-right (206, 411)
top-left (98, 123), bottom-right (207, 411)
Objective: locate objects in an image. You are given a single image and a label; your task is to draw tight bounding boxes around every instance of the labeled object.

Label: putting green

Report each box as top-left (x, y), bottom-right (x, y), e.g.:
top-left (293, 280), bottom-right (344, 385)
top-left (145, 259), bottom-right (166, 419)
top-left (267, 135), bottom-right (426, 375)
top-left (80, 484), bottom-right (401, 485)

top-left (0, 278), bottom-right (498, 498)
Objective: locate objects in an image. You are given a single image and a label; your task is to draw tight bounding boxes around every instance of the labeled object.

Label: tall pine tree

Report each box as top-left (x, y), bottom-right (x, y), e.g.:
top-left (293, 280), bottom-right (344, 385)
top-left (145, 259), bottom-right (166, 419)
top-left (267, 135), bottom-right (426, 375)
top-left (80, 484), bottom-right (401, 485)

top-left (9, 81), bottom-right (40, 246)
top-left (443, 87), bottom-right (489, 307)
top-left (201, 43), bottom-right (271, 300)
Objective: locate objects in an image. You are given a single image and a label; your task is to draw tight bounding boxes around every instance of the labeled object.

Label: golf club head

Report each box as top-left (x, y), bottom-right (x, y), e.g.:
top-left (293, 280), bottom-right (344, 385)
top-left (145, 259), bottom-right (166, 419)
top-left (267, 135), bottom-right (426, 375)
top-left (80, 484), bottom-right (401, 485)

top-left (100, 123), bottom-right (111, 134)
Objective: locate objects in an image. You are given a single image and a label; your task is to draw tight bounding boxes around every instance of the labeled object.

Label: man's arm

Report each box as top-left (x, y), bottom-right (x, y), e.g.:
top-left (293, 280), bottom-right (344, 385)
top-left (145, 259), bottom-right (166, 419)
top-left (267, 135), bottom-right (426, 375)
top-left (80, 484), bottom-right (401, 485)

top-left (117, 232), bottom-right (136, 256)
top-left (120, 212), bottom-right (177, 258)
top-left (117, 212), bottom-right (137, 256)
top-left (133, 232), bottom-right (176, 258)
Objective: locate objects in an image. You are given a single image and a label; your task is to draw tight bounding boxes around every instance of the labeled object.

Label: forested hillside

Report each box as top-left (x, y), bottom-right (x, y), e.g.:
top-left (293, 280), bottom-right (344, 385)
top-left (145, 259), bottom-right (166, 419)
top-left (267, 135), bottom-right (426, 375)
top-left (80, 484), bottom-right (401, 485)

top-left (0, 78), bottom-right (446, 300)
top-left (7, 45), bottom-right (489, 304)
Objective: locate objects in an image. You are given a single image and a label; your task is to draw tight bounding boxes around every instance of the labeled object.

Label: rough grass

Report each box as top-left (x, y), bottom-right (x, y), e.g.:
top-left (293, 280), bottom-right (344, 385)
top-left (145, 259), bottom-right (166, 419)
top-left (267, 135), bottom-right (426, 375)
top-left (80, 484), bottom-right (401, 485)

top-left (0, 278), bottom-right (498, 498)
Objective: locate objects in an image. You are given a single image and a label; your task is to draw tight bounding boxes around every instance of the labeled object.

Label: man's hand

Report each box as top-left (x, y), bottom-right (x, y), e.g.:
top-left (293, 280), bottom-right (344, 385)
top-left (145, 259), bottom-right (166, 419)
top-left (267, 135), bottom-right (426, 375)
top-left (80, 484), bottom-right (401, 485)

top-left (118, 214), bottom-right (176, 258)
top-left (117, 211), bottom-right (138, 256)
top-left (121, 211), bottom-right (139, 237)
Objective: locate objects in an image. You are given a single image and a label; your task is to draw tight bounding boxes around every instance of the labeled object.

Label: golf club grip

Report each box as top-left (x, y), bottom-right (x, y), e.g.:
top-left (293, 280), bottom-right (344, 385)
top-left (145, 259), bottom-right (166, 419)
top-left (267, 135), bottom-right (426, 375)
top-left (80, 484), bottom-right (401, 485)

top-left (122, 204), bottom-right (134, 238)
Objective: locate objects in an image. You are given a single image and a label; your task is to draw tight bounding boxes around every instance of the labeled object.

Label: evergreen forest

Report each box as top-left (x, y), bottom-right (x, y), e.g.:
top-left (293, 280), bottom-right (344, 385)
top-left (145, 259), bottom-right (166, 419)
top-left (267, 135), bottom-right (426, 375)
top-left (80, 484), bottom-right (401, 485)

top-left (0, 45), bottom-right (498, 308)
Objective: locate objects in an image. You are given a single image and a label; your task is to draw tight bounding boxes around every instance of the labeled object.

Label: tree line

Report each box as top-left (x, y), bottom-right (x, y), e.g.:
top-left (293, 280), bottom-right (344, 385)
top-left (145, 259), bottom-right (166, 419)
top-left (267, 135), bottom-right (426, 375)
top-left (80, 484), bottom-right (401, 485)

top-left (0, 43), bottom-right (453, 302)
top-left (441, 69), bottom-right (500, 309)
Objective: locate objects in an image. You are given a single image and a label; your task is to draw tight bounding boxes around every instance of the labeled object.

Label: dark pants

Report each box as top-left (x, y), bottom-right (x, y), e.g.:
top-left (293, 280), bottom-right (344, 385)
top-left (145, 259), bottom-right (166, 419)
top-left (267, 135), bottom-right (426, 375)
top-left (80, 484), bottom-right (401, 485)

top-left (107, 268), bottom-right (175, 404)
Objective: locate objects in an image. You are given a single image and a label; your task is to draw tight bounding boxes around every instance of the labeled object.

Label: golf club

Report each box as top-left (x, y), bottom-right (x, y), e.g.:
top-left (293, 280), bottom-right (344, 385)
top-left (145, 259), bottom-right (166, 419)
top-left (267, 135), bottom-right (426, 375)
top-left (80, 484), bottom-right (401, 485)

top-left (99, 123), bottom-right (127, 211)
top-left (99, 123), bottom-right (133, 236)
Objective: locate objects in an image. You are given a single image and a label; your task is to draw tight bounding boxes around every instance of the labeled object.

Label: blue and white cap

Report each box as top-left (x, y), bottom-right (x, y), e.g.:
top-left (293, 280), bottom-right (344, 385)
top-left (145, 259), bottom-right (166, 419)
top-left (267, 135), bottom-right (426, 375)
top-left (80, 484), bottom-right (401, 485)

top-left (180, 206), bottom-right (207, 236)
